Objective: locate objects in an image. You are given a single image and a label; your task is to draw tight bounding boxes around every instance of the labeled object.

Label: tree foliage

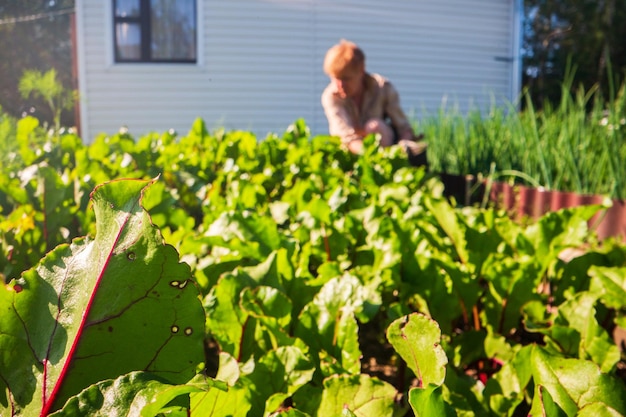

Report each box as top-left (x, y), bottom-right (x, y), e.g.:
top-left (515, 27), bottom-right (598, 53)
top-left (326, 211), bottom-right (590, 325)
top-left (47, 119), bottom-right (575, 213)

top-left (0, 0), bottom-right (75, 127)
top-left (523, 0), bottom-right (626, 107)
top-left (19, 68), bottom-right (75, 132)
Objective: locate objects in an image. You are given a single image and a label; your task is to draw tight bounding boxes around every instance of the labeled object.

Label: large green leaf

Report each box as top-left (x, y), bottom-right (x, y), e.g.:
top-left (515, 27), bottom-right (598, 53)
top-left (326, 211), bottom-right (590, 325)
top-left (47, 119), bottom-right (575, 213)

top-left (386, 313), bottom-right (448, 387)
top-left (529, 384), bottom-right (568, 417)
top-left (189, 352), bottom-right (253, 417)
top-left (316, 374), bottom-right (400, 417)
top-left (589, 265), bottom-right (626, 310)
top-left (523, 206), bottom-right (596, 270)
top-left (202, 210), bottom-right (282, 260)
top-left (203, 272), bottom-right (253, 360)
top-left (0, 178), bottom-right (206, 415)
top-left (554, 292), bottom-right (620, 372)
top-left (248, 346), bottom-right (315, 416)
top-left (190, 378), bottom-right (252, 417)
top-left (530, 346), bottom-right (626, 416)
top-left (240, 286), bottom-right (301, 356)
top-left (294, 276), bottom-right (365, 376)
top-left (483, 344), bottom-right (534, 415)
top-left (241, 286), bottom-right (292, 330)
top-left (424, 198), bottom-right (469, 265)
top-left (482, 254), bottom-right (543, 335)
top-left (49, 371), bottom-right (226, 417)
top-left (407, 384), bottom-right (457, 417)
top-left (577, 403), bottom-right (625, 417)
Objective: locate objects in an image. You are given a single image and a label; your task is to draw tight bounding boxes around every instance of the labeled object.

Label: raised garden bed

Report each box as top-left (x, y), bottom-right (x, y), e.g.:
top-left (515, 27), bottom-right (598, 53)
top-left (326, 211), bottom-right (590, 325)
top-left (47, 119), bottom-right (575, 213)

top-left (440, 173), bottom-right (626, 241)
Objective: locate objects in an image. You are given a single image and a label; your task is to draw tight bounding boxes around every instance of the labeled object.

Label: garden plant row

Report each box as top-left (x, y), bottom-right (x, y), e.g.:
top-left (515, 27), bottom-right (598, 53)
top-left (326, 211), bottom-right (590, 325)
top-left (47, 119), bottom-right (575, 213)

top-left (1, 116), bottom-right (626, 416)
top-left (421, 76), bottom-right (626, 199)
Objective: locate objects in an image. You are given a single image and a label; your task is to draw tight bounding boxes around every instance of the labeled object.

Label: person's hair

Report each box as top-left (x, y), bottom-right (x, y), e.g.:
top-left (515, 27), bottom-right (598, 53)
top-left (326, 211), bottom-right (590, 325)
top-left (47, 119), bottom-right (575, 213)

top-left (323, 39), bottom-right (365, 77)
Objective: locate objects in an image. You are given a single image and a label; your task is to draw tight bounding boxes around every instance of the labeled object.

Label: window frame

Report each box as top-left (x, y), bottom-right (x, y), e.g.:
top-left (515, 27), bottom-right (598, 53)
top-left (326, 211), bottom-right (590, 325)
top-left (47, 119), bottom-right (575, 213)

top-left (112, 0), bottom-right (197, 64)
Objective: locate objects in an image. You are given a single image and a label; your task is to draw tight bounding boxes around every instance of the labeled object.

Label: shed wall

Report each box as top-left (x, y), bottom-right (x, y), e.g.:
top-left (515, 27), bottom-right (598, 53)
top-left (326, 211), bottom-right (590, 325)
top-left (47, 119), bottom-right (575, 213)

top-left (76, 0), bottom-right (518, 141)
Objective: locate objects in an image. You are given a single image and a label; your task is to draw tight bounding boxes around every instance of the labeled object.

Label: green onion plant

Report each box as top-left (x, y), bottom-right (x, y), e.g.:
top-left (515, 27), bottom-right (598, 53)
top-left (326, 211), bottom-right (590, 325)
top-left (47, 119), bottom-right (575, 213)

top-left (418, 73), bottom-right (626, 200)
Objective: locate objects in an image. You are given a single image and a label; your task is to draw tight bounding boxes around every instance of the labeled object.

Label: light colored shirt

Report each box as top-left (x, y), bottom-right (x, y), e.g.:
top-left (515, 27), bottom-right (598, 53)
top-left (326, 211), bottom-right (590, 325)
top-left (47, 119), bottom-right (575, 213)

top-left (321, 72), bottom-right (415, 145)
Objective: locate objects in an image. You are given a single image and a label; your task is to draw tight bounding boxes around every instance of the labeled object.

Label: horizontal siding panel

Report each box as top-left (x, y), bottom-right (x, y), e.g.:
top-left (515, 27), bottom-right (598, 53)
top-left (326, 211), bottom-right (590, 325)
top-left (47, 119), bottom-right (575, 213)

top-left (86, 112), bottom-right (303, 125)
top-left (95, 113), bottom-right (310, 125)
top-left (87, 98), bottom-right (314, 112)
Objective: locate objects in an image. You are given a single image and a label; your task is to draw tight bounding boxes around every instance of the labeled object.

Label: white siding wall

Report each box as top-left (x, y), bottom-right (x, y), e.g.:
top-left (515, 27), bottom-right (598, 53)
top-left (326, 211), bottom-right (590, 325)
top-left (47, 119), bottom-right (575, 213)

top-left (76, 0), bottom-right (518, 141)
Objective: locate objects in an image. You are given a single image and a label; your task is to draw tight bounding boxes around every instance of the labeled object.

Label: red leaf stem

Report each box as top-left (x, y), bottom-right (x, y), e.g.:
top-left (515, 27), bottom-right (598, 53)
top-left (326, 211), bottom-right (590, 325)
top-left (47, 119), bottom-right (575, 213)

top-left (237, 315), bottom-right (250, 363)
top-left (40, 207), bottom-right (136, 416)
top-left (472, 305), bottom-right (481, 331)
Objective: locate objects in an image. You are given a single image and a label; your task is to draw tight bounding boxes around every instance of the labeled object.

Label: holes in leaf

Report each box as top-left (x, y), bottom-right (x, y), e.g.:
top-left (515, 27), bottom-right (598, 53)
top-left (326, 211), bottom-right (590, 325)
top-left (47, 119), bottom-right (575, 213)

top-left (127, 251), bottom-right (136, 261)
top-left (171, 325), bottom-right (193, 336)
top-left (169, 280), bottom-right (189, 289)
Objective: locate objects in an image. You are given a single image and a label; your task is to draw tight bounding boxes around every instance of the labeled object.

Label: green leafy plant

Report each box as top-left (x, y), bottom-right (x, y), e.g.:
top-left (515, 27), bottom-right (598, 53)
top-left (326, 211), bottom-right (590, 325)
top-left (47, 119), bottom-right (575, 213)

top-left (0, 178), bottom-right (208, 415)
top-left (1, 117), bottom-right (626, 416)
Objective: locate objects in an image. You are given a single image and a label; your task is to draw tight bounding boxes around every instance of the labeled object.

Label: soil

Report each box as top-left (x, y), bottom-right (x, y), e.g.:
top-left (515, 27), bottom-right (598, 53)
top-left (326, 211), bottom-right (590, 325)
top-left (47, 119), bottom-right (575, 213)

top-left (358, 319), bottom-right (407, 388)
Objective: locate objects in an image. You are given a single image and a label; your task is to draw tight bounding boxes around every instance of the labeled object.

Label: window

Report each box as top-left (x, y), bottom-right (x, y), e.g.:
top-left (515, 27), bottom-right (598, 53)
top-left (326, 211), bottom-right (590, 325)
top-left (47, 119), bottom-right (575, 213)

top-left (113, 0), bottom-right (197, 63)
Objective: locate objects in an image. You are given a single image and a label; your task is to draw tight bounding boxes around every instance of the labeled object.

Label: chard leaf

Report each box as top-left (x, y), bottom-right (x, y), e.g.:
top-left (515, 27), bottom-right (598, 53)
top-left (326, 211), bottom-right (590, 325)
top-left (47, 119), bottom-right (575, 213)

top-left (204, 272), bottom-right (254, 359)
top-left (204, 252), bottom-right (296, 363)
top-left (482, 255), bottom-right (543, 334)
top-left (203, 210), bottom-right (281, 259)
top-left (407, 384), bottom-right (457, 417)
top-left (386, 313), bottom-right (447, 387)
top-left (523, 206), bottom-right (594, 269)
top-left (425, 198), bottom-right (469, 264)
top-left (361, 211), bottom-right (403, 271)
top-left (484, 345), bottom-right (533, 413)
top-left (48, 371), bottom-right (225, 417)
top-left (554, 292), bottom-right (620, 372)
top-left (529, 384), bottom-right (568, 417)
top-left (0, 178), bottom-right (206, 415)
top-left (294, 276), bottom-right (364, 376)
top-left (577, 403), bottom-right (624, 417)
top-left (214, 352), bottom-right (240, 386)
top-left (241, 292), bottom-right (297, 356)
top-left (249, 346), bottom-right (315, 414)
top-left (589, 265), bottom-right (626, 310)
top-left (190, 378), bottom-right (251, 417)
top-left (241, 286), bottom-right (292, 329)
top-left (316, 374), bottom-right (399, 417)
top-left (439, 261), bottom-right (482, 323)
top-left (530, 346), bottom-right (626, 415)
top-left (189, 353), bottom-right (251, 417)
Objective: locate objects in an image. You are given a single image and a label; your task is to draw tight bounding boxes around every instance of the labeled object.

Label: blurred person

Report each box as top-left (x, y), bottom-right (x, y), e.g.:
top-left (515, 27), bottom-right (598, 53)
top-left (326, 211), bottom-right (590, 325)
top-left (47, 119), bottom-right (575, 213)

top-left (321, 39), bottom-right (426, 162)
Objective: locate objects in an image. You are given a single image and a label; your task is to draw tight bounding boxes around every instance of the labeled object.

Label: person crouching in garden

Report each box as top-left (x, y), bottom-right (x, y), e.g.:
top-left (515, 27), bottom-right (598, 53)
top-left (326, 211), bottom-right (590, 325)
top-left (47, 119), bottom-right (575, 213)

top-left (321, 39), bottom-right (426, 163)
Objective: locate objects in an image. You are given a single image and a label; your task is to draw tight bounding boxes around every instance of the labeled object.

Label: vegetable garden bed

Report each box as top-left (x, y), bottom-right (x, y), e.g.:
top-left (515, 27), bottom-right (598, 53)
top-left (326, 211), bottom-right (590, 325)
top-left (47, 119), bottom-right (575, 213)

top-left (1, 117), bottom-right (626, 416)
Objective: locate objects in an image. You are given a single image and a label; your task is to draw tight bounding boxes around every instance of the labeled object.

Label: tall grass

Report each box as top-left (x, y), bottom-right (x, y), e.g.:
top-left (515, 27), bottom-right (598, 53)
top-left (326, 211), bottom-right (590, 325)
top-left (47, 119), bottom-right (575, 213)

top-left (419, 76), bottom-right (626, 200)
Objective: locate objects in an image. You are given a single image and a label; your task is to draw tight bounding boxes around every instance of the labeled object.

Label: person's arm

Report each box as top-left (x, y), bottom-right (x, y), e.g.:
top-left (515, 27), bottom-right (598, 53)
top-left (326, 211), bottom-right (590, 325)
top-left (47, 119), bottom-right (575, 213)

top-left (381, 81), bottom-right (428, 156)
top-left (321, 90), bottom-right (364, 152)
top-left (382, 81), bottom-right (415, 141)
